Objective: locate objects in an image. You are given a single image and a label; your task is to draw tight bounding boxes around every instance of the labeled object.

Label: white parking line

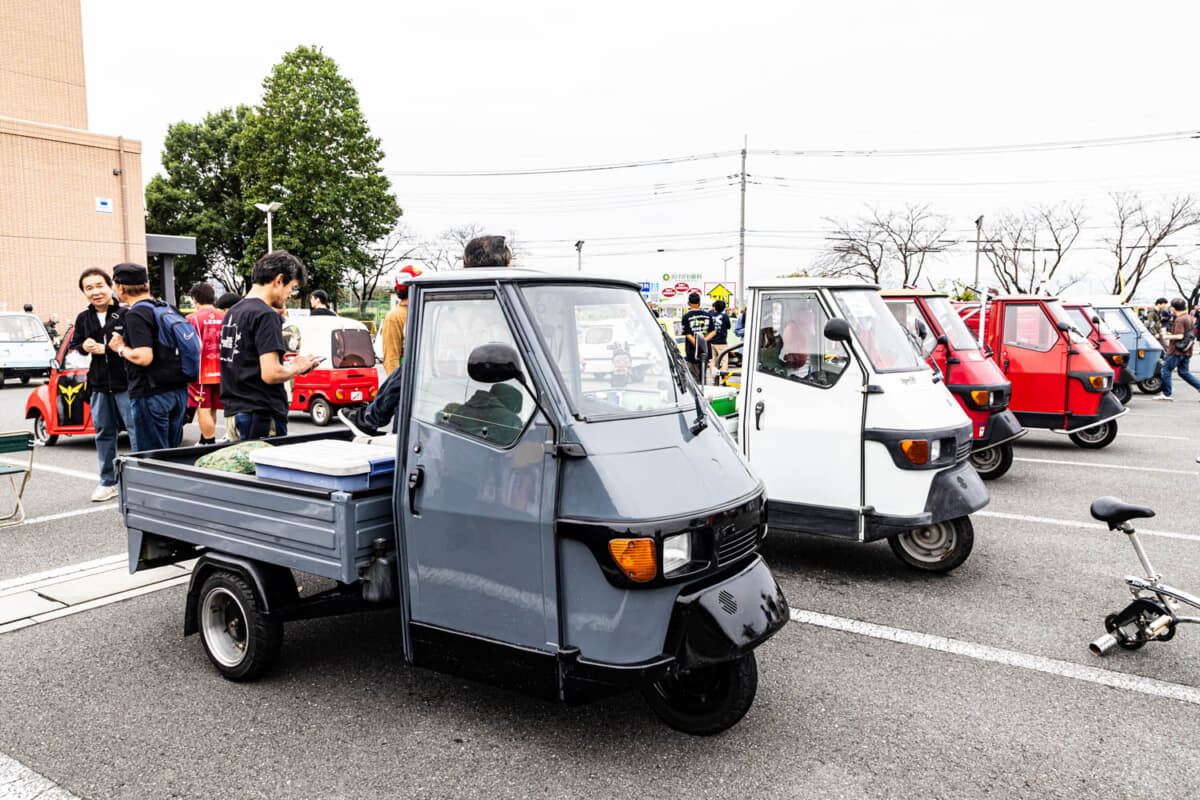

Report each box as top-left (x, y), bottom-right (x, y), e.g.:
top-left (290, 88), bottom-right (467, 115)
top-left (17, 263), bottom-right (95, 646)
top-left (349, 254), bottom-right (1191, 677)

top-left (0, 751), bottom-right (79, 799)
top-left (790, 609), bottom-right (1200, 707)
top-left (1120, 433), bottom-right (1192, 441)
top-left (1014, 457), bottom-right (1198, 476)
top-left (977, 510), bottom-right (1200, 542)
top-left (0, 457), bottom-right (98, 482)
top-left (0, 553), bottom-right (125, 595)
top-left (13, 505), bottom-right (116, 528)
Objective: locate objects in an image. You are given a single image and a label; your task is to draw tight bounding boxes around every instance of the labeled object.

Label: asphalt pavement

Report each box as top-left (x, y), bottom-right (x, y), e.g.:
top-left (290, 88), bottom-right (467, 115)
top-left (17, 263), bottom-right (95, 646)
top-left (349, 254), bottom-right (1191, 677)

top-left (1, 380), bottom-right (1198, 799)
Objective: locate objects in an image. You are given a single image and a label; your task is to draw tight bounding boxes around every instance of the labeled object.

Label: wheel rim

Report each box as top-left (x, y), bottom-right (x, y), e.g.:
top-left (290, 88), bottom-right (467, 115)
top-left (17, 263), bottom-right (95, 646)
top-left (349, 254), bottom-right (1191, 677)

top-left (33, 414), bottom-right (47, 443)
top-left (200, 587), bottom-right (249, 667)
top-left (312, 401), bottom-right (330, 424)
top-left (1075, 424), bottom-right (1110, 444)
top-left (970, 448), bottom-right (1001, 473)
top-left (895, 521), bottom-right (957, 564)
top-left (1141, 377), bottom-right (1162, 392)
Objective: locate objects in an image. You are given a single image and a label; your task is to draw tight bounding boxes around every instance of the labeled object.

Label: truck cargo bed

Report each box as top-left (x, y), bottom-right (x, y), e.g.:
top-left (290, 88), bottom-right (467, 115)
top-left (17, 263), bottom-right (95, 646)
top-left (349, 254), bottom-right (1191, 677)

top-left (120, 432), bottom-right (396, 584)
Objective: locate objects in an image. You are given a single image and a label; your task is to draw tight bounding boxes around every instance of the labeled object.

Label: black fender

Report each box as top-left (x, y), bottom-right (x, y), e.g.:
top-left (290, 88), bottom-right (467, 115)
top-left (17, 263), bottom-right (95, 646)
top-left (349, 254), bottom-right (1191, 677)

top-left (183, 552), bottom-right (298, 636)
top-left (663, 557), bottom-right (788, 671)
top-left (971, 408), bottom-right (1026, 452)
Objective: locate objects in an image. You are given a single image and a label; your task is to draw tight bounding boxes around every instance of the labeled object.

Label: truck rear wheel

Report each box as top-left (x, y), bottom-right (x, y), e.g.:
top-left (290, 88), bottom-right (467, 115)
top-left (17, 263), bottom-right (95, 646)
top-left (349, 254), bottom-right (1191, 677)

top-left (888, 517), bottom-right (974, 572)
top-left (197, 570), bottom-right (282, 681)
top-left (969, 442), bottom-right (1013, 480)
top-left (642, 653), bottom-right (758, 736)
top-left (1069, 421), bottom-right (1117, 449)
top-left (1137, 376), bottom-right (1162, 394)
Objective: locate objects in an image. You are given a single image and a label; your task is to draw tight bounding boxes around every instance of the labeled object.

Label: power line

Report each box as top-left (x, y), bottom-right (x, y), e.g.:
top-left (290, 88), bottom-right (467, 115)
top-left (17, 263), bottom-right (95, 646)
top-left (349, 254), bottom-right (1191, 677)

top-left (387, 150), bottom-right (738, 177)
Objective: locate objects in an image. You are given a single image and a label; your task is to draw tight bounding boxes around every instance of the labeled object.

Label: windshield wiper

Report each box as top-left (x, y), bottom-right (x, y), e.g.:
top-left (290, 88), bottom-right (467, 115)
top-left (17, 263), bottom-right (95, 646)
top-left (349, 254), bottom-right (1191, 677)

top-left (659, 328), bottom-right (707, 435)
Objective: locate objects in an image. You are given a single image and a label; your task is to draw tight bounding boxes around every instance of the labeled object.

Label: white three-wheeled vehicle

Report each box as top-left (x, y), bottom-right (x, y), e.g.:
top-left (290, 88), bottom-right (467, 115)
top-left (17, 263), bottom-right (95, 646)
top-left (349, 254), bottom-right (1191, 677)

top-left (735, 279), bottom-right (989, 571)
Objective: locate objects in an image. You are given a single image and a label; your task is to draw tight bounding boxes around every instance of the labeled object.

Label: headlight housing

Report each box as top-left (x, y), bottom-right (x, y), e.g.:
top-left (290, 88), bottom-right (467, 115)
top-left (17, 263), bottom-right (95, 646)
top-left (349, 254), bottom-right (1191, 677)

top-left (662, 533), bottom-right (691, 575)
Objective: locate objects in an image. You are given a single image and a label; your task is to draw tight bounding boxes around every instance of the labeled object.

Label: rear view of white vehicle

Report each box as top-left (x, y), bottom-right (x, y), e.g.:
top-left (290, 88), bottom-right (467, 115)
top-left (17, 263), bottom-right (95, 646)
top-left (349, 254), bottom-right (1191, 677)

top-left (738, 279), bottom-right (988, 571)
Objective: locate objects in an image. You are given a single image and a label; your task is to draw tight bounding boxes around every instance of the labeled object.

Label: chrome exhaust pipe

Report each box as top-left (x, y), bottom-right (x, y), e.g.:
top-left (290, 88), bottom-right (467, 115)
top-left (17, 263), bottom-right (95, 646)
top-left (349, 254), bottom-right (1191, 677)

top-left (1090, 632), bottom-right (1120, 656)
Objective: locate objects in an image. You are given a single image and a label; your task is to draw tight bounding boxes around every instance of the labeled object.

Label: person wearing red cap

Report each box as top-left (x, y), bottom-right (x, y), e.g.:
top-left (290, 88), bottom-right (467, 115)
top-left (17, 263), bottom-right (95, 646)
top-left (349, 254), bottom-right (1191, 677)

top-left (380, 264), bottom-right (421, 375)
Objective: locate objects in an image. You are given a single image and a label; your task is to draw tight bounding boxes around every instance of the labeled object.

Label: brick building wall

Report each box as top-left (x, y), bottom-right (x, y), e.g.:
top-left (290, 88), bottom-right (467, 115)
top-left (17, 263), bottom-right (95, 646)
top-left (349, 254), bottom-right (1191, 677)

top-left (0, 0), bottom-right (146, 326)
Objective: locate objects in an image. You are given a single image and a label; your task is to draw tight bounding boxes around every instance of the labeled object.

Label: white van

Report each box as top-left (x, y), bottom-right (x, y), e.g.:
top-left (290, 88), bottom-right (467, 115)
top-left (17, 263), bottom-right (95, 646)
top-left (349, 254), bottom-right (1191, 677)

top-left (0, 312), bottom-right (56, 385)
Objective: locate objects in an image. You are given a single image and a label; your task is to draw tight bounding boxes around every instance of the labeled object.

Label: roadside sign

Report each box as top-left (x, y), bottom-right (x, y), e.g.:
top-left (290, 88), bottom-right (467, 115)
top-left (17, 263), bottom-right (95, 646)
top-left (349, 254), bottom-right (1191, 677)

top-left (661, 287), bottom-right (677, 298)
top-left (674, 282), bottom-right (690, 292)
top-left (705, 282), bottom-right (735, 304)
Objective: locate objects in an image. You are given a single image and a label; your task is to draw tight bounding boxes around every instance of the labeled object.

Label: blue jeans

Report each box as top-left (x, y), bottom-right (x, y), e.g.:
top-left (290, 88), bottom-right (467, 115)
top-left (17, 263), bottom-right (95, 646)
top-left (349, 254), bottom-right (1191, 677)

top-left (130, 387), bottom-right (188, 451)
top-left (1161, 354), bottom-right (1200, 397)
top-left (233, 412), bottom-right (288, 441)
top-left (91, 390), bottom-right (136, 486)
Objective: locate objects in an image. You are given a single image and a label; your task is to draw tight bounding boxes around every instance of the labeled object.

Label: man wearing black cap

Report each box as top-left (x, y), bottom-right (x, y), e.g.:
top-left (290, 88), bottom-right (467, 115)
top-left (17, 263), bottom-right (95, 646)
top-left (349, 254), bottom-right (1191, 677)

top-left (219, 251), bottom-right (320, 440)
top-left (106, 262), bottom-right (190, 450)
top-left (681, 291), bottom-right (716, 384)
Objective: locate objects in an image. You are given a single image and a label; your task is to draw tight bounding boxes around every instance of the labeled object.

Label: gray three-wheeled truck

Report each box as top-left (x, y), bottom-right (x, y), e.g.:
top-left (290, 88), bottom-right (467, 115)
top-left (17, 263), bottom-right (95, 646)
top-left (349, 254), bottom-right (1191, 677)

top-left (120, 270), bottom-right (789, 735)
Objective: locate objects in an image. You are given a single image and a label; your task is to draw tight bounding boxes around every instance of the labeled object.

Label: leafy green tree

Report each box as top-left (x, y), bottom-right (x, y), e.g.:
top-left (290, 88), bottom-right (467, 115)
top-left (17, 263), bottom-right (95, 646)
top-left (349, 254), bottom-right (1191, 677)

top-left (236, 46), bottom-right (400, 298)
top-left (145, 106), bottom-right (256, 298)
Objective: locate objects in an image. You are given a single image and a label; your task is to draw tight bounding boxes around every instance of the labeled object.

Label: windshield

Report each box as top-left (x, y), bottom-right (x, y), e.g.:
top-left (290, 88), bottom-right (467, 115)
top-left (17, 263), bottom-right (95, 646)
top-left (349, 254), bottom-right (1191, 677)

top-left (1045, 301), bottom-right (1088, 344)
top-left (1099, 308), bottom-right (1132, 334)
top-left (926, 297), bottom-right (980, 350)
top-left (832, 289), bottom-right (924, 372)
top-left (522, 284), bottom-right (683, 418)
top-left (0, 315), bottom-right (49, 343)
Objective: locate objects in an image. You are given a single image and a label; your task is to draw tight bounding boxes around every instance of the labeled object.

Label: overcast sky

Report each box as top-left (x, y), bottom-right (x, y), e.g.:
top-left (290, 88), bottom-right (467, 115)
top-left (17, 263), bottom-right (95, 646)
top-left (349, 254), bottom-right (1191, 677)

top-left (79, 0), bottom-right (1200, 300)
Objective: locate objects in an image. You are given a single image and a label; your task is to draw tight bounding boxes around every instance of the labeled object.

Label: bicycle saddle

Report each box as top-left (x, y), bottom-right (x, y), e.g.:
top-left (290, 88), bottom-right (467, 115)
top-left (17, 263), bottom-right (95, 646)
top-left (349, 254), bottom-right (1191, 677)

top-left (1089, 496), bottom-right (1155, 529)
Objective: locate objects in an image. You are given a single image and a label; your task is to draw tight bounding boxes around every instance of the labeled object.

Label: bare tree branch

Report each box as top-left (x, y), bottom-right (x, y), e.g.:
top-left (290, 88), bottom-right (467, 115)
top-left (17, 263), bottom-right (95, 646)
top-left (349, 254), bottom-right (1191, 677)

top-left (1105, 193), bottom-right (1200, 300)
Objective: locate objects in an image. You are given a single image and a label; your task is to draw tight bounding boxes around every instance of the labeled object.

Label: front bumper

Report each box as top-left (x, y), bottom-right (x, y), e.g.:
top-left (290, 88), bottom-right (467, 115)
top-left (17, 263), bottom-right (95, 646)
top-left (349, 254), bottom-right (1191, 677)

top-left (864, 460), bottom-right (989, 541)
top-left (971, 408), bottom-right (1026, 453)
top-left (1117, 366), bottom-right (1135, 385)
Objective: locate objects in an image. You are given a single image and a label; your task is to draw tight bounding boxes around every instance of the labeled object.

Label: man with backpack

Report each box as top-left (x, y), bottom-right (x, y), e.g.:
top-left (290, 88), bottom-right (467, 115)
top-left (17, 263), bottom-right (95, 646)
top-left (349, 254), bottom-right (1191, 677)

top-left (106, 262), bottom-right (197, 449)
top-left (1153, 297), bottom-right (1200, 401)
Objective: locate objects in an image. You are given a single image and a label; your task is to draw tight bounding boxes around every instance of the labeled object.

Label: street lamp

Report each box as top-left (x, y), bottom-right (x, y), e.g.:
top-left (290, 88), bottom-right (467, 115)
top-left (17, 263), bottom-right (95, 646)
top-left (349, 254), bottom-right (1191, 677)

top-left (255, 201), bottom-right (282, 252)
top-left (722, 256), bottom-right (733, 284)
top-left (575, 240), bottom-right (585, 272)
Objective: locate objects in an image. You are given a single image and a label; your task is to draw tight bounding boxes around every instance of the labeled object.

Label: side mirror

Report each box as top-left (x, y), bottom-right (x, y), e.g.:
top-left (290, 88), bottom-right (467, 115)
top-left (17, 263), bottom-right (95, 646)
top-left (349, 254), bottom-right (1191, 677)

top-left (936, 334), bottom-right (948, 346)
top-left (914, 319), bottom-right (928, 339)
top-left (468, 343), bottom-right (523, 384)
top-left (824, 318), bottom-right (852, 342)
top-left (1055, 319), bottom-right (1072, 333)
top-left (1092, 315), bottom-right (1101, 325)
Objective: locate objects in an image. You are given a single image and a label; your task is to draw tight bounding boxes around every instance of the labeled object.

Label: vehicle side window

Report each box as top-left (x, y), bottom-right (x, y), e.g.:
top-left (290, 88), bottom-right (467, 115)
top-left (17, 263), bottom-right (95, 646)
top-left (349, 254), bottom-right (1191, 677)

top-left (1003, 304), bottom-right (1058, 352)
top-left (411, 294), bottom-right (535, 447)
top-left (885, 299), bottom-right (936, 357)
top-left (756, 292), bottom-right (849, 388)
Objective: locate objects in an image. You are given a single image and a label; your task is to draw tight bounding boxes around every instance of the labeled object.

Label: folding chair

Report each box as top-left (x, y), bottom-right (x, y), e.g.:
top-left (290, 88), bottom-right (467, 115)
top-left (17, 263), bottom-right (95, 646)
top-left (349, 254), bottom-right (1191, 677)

top-left (0, 431), bottom-right (34, 527)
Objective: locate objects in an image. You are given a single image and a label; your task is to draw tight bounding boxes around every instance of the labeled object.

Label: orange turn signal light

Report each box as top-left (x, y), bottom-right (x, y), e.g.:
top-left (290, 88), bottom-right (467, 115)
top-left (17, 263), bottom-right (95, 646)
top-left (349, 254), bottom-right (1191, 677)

top-left (900, 439), bottom-right (929, 465)
top-left (1111, 355), bottom-right (1124, 365)
top-left (609, 538), bottom-right (657, 582)
top-left (969, 390), bottom-right (990, 407)
top-left (1088, 375), bottom-right (1107, 390)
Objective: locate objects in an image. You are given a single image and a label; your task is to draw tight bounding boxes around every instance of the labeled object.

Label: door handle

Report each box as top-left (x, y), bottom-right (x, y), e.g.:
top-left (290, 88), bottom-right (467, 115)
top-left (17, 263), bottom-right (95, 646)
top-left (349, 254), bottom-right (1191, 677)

top-left (754, 400), bottom-right (765, 430)
top-left (1003, 359), bottom-right (1009, 374)
top-left (407, 467), bottom-right (424, 515)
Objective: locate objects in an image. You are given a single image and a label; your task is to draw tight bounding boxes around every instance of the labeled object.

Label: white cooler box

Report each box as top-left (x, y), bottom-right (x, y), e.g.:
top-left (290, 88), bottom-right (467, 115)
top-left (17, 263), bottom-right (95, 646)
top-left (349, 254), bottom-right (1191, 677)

top-left (250, 440), bottom-right (396, 491)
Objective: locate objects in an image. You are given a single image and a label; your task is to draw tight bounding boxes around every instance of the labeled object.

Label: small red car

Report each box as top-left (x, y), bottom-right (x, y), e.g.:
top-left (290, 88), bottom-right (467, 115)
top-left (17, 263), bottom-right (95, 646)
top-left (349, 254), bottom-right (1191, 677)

top-left (1061, 301), bottom-right (1135, 405)
top-left (282, 316), bottom-right (380, 425)
top-left (25, 326), bottom-right (101, 445)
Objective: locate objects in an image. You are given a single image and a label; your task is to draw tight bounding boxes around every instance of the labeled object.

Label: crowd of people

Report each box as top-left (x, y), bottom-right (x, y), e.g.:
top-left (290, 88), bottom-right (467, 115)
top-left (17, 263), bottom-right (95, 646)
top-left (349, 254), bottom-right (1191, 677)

top-left (64, 235), bottom-right (514, 501)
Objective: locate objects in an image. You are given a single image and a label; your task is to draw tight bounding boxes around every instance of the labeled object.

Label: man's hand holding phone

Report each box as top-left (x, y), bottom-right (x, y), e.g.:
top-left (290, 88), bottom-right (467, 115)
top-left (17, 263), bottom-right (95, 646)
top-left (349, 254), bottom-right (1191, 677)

top-left (292, 354), bottom-right (325, 376)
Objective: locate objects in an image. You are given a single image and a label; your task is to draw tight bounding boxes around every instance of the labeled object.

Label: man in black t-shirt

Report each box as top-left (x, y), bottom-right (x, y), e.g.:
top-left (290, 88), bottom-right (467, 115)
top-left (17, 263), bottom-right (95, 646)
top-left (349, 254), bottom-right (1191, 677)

top-left (105, 262), bottom-right (190, 451)
top-left (681, 292), bottom-right (716, 385)
top-left (220, 251), bottom-right (319, 440)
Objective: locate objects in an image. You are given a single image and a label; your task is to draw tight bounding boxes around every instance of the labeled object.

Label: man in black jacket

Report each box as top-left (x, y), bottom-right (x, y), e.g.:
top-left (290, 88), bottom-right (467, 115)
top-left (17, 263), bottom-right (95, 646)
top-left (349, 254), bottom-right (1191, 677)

top-left (70, 267), bottom-right (138, 502)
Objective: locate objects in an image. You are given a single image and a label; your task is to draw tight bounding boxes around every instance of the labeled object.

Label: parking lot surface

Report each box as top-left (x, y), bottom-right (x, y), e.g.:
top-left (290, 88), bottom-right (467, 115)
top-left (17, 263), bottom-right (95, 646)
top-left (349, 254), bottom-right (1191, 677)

top-left (1, 382), bottom-right (1197, 799)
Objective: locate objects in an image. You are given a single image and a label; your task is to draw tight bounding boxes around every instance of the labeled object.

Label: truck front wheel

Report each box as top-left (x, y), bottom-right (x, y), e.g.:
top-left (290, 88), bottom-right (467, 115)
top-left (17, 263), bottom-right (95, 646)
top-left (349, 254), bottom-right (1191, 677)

top-left (198, 570), bottom-right (282, 681)
top-left (1137, 376), bottom-right (1162, 394)
top-left (309, 397), bottom-right (333, 426)
top-left (642, 653), bottom-right (758, 736)
top-left (969, 442), bottom-right (1013, 480)
top-left (1069, 421), bottom-right (1117, 449)
top-left (888, 517), bottom-right (974, 573)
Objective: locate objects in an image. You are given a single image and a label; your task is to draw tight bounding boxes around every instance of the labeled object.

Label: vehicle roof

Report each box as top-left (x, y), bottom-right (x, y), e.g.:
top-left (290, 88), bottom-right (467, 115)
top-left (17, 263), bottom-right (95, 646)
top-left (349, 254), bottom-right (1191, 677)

top-left (0, 311), bottom-right (40, 318)
top-left (747, 277), bottom-right (880, 290)
top-left (879, 288), bottom-right (948, 298)
top-left (283, 315), bottom-right (369, 332)
top-left (988, 294), bottom-right (1060, 302)
top-left (407, 268), bottom-right (638, 291)
top-left (1061, 295), bottom-right (1125, 308)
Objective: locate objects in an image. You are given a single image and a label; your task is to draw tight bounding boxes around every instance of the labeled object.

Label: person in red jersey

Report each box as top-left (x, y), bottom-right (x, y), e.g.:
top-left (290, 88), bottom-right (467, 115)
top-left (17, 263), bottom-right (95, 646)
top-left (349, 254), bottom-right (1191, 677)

top-left (186, 283), bottom-right (226, 444)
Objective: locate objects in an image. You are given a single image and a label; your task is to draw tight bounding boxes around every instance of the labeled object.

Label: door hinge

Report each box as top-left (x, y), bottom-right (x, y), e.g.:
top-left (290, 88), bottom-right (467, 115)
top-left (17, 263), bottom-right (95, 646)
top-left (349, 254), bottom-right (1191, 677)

top-left (545, 442), bottom-right (587, 458)
top-left (861, 384), bottom-right (885, 394)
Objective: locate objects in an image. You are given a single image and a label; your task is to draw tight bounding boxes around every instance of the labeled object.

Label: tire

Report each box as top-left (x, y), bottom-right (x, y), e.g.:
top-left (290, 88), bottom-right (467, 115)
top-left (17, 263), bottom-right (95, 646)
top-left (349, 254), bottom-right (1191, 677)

top-left (887, 516), bottom-right (974, 573)
top-left (1069, 421), bottom-right (1117, 449)
top-left (642, 653), bottom-right (758, 736)
top-left (1112, 382), bottom-right (1131, 405)
top-left (969, 442), bottom-right (1013, 480)
top-left (197, 570), bottom-right (283, 682)
top-left (1137, 376), bottom-right (1162, 394)
top-left (309, 397), bottom-right (333, 426)
top-left (31, 411), bottom-right (57, 446)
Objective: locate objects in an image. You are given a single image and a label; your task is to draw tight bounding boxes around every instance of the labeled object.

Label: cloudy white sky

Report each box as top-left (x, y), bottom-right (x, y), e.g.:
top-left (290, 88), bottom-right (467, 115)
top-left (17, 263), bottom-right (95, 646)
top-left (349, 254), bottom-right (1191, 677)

top-left (80, 0), bottom-right (1200, 300)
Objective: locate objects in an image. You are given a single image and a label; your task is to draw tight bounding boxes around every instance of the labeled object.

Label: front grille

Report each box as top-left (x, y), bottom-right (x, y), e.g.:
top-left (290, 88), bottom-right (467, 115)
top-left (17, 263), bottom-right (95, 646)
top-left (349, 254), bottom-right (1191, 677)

top-left (717, 525), bottom-right (759, 565)
top-left (955, 437), bottom-right (972, 462)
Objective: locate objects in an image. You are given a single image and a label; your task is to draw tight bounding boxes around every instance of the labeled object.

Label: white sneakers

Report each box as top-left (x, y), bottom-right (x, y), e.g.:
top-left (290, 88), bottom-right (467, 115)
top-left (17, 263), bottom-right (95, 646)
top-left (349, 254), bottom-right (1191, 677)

top-left (1151, 395), bottom-right (1174, 401)
top-left (90, 484), bottom-right (118, 502)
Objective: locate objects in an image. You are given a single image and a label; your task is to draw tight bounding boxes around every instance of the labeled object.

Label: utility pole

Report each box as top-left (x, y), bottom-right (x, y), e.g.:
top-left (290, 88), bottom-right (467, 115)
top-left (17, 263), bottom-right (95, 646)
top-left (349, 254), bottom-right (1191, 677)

top-left (973, 215), bottom-right (983, 297)
top-left (974, 215), bottom-right (987, 350)
top-left (575, 240), bottom-right (584, 272)
top-left (738, 135), bottom-right (747, 309)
